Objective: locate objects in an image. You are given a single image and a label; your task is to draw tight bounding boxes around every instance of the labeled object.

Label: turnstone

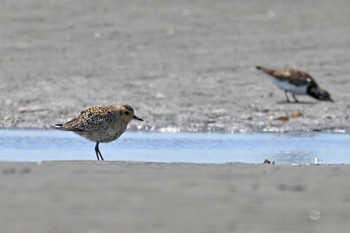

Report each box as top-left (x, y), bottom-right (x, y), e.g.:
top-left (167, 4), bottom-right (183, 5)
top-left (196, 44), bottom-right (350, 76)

top-left (54, 105), bottom-right (143, 160)
top-left (256, 66), bottom-right (333, 103)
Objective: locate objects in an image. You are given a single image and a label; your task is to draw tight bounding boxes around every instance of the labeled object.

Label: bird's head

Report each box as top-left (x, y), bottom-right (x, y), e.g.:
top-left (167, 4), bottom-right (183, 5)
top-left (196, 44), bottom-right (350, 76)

top-left (317, 89), bottom-right (334, 102)
top-left (119, 105), bottom-right (144, 123)
top-left (308, 87), bottom-right (334, 102)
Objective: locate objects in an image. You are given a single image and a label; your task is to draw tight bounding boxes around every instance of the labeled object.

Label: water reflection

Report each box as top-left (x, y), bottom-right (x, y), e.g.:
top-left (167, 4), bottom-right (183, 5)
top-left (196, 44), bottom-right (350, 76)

top-left (0, 130), bottom-right (349, 164)
top-left (271, 152), bottom-right (317, 164)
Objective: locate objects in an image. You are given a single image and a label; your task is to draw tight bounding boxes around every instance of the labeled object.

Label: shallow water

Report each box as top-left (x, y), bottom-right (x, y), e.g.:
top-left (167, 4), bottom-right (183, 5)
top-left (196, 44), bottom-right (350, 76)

top-left (0, 130), bottom-right (349, 164)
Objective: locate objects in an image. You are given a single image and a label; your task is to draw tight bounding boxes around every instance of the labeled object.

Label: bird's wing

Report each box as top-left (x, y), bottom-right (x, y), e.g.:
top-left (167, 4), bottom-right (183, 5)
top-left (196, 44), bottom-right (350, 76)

top-left (278, 69), bottom-right (317, 86)
top-left (62, 106), bottom-right (117, 132)
top-left (263, 68), bottom-right (317, 86)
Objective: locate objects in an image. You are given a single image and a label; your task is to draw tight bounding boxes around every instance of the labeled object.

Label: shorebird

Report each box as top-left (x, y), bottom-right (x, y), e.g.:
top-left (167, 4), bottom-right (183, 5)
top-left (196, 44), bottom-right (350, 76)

top-left (256, 66), bottom-right (333, 103)
top-left (54, 105), bottom-right (143, 160)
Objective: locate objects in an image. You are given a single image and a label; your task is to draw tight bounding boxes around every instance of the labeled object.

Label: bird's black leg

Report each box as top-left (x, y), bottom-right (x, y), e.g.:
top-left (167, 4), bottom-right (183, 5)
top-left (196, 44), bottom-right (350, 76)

top-left (292, 94), bottom-right (299, 103)
top-left (95, 142), bottom-right (104, 161)
top-left (95, 142), bottom-right (100, 160)
top-left (99, 149), bottom-right (104, 161)
top-left (284, 90), bottom-right (290, 103)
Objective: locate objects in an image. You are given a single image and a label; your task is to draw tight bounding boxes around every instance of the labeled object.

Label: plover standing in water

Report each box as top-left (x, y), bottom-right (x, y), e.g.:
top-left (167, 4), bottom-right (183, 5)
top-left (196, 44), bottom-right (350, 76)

top-left (54, 105), bottom-right (143, 160)
top-left (256, 66), bottom-right (333, 103)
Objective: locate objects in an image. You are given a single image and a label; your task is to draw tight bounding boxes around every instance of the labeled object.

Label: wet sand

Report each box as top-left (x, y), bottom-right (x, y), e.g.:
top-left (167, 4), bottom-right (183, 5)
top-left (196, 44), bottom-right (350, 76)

top-left (1, 161), bottom-right (350, 233)
top-left (0, 0), bottom-right (349, 132)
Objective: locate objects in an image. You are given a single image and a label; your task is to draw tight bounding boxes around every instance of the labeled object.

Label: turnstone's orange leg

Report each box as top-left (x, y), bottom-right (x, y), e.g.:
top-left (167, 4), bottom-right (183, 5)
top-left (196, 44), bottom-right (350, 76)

top-left (284, 90), bottom-right (290, 103)
top-left (95, 142), bottom-right (104, 161)
top-left (292, 94), bottom-right (299, 103)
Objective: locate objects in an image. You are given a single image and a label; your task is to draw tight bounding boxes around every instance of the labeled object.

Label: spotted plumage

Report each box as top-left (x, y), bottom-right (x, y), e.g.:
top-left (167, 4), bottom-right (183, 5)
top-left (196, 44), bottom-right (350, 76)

top-left (54, 105), bottom-right (143, 160)
top-left (256, 66), bottom-right (333, 103)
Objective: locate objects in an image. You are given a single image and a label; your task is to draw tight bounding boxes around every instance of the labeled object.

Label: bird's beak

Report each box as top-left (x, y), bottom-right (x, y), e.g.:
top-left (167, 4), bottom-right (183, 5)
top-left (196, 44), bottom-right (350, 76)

top-left (133, 115), bottom-right (143, 121)
top-left (329, 99), bottom-right (334, 103)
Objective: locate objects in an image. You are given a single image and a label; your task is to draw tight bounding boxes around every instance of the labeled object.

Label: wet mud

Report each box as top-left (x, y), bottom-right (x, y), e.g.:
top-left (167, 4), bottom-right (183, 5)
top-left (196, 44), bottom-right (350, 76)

top-left (0, 0), bottom-right (349, 132)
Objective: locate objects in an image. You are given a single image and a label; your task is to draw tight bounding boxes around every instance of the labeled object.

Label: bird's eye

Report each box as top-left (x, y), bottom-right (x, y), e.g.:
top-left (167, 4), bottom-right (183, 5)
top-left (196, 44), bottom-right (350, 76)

top-left (125, 111), bottom-right (130, 115)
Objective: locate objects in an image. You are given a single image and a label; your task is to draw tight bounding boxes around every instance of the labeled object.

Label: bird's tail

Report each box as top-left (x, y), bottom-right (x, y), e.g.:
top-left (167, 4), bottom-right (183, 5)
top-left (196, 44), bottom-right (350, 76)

top-left (256, 66), bottom-right (274, 76)
top-left (53, 123), bottom-right (68, 131)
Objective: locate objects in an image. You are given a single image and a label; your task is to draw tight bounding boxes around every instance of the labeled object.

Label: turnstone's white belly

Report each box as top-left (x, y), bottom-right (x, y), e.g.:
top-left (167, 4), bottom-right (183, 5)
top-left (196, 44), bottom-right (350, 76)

top-left (271, 77), bottom-right (307, 95)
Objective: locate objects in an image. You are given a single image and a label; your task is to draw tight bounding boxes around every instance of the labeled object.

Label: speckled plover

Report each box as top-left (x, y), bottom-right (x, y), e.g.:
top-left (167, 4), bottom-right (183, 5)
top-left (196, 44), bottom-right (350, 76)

top-left (54, 105), bottom-right (143, 160)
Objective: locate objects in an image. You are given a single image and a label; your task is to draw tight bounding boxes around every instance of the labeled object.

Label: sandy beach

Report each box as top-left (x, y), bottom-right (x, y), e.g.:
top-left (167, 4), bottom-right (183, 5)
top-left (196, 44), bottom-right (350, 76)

top-left (1, 0), bottom-right (350, 232)
top-left (0, 0), bottom-right (349, 132)
top-left (0, 161), bottom-right (350, 233)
